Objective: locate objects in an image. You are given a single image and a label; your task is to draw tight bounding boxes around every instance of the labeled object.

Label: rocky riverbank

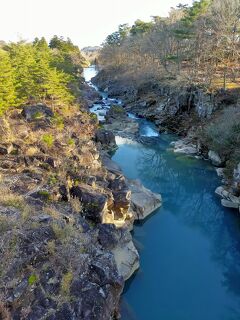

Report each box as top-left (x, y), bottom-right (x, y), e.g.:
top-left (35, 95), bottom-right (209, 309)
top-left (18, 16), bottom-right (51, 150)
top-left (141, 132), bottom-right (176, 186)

top-left (92, 68), bottom-right (240, 213)
top-left (0, 78), bottom-right (162, 319)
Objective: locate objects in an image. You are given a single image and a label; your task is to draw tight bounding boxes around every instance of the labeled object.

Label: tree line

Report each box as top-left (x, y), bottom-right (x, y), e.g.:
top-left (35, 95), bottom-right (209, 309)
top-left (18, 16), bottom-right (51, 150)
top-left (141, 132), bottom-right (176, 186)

top-left (99, 0), bottom-right (240, 90)
top-left (0, 36), bottom-right (87, 115)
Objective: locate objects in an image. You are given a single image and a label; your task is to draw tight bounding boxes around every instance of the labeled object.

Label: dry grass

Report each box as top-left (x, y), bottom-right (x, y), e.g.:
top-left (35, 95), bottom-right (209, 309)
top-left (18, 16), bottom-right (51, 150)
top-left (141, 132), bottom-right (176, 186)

top-left (211, 78), bottom-right (240, 90)
top-left (25, 146), bottom-right (39, 156)
top-left (0, 216), bottom-right (14, 233)
top-left (44, 206), bottom-right (61, 219)
top-left (70, 197), bottom-right (82, 214)
top-left (0, 186), bottom-right (26, 210)
top-left (0, 118), bottom-right (13, 143)
top-left (47, 240), bottom-right (56, 255)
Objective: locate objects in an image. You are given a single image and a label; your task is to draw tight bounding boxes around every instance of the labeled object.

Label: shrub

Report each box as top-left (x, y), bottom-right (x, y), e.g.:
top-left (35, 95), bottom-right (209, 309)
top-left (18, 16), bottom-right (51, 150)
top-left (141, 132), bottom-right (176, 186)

top-left (42, 134), bottom-right (54, 147)
top-left (61, 272), bottom-right (73, 295)
top-left (32, 111), bottom-right (44, 120)
top-left (203, 106), bottom-right (240, 177)
top-left (28, 274), bottom-right (38, 286)
top-left (70, 196), bottom-right (82, 213)
top-left (204, 106), bottom-right (240, 158)
top-left (67, 138), bottom-right (75, 146)
top-left (52, 114), bottom-right (64, 130)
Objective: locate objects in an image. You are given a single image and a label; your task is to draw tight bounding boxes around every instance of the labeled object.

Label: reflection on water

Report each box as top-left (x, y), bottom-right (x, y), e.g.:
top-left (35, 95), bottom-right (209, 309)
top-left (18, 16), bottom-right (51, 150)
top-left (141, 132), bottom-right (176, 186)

top-left (112, 131), bottom-right (240, 320)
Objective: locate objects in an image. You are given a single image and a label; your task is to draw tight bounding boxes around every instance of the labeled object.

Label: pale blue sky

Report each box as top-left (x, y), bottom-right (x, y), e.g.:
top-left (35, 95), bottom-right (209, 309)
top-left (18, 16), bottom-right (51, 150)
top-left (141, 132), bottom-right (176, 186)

top-left (1, 0), bottom-right (192, 48)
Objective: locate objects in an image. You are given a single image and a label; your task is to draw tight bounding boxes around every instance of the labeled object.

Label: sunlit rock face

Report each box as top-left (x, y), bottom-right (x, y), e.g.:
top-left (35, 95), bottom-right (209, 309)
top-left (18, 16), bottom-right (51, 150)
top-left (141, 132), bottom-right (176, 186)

top-left (128, 179), bottom-right (162, 220)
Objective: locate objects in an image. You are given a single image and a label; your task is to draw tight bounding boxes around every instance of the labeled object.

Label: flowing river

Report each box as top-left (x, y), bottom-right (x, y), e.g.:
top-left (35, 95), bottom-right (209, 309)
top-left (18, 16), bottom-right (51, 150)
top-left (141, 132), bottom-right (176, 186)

top-left (84, 66), bottom-right (240, 320)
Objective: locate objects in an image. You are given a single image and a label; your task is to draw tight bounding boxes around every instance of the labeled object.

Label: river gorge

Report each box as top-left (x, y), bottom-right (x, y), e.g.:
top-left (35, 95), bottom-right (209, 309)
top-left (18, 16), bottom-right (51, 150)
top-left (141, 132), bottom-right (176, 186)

top-left (84, 66), bottom-right (240, 320)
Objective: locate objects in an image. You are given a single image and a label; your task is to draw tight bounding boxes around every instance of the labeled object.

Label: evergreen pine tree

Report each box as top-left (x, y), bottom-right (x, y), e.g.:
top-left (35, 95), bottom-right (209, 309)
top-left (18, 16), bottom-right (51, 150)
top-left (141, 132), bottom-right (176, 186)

top-left (0, 49), bottom-right (16, 114)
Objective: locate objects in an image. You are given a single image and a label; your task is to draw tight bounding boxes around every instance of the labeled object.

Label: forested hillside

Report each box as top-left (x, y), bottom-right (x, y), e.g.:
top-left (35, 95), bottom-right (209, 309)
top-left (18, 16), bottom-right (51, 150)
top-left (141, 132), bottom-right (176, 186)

top-left (0, 36), bottom-right (87, 115)
top-left (99, 0), bottom-right (240, 90)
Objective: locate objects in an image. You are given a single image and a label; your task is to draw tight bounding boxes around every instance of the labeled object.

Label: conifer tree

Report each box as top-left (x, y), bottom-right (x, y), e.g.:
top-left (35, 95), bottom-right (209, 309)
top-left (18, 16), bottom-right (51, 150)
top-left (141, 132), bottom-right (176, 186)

top-left (0, 49), bottom-right (16, 114)
top-left (8, 42), bottom-right (37, 103)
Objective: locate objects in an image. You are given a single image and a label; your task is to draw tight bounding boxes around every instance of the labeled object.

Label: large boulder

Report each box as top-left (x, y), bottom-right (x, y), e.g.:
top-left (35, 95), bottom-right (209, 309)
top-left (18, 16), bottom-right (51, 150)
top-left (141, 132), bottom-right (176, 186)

top-left (128, 179), bottom-right (162, 220)
top-left (95, 129), bottom-right (116, 149)
top-left (208, 150), bottom-right (224, 166)
top-left (215, 185), bottom-right (240, 210)
top-left (221, 199), bottom-right (239, 209)
top-left (112, 230), bottom-right (139, 281)
top-left (104, 105), bottom-right (139, 137)
top-left (97, 224), bottom-right (139, 281)
top-left (171, 138), bottom-right (198, 155)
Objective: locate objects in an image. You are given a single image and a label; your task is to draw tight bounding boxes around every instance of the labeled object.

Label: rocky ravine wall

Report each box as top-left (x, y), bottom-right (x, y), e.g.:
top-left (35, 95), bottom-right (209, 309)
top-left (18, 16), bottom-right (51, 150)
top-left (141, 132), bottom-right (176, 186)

top-left (0, 90), bottom-right (161, 319)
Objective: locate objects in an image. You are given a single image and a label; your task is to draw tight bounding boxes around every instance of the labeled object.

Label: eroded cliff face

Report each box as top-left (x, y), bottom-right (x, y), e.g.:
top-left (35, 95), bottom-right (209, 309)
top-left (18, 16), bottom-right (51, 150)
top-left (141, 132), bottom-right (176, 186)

top-left (0, 89), bottom-right (162, 319)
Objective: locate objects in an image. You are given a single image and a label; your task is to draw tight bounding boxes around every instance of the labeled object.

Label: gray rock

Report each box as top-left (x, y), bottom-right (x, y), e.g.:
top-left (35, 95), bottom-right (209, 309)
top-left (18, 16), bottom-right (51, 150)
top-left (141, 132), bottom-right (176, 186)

top-left (22, 104), bottom-right (54, 121)
top-left (98, 224), bottom-right (119, 249)
top-left (128, 179), bottom-right (162, 220)
top-left (95, 129), bottom-right (116, 148)
top-left (6, 278), bottom-right (28, 303)
top-left (31, 214), bottom-right (53, 223)
top-left (102, 156), bottom-right (122, 175)
top-left (216, 168), bottom-right (224, 177)
top-left (215, 186), bottom-right (225, 197)
top-left (171, 139), bottom-right (198, 155)
top-left (111, 230), bottom-right (139, 281)
top-left (221, 199), bottom-right (239, 209)
top-left (228, 194), bottom-right (240, 205)
top-left (208, 150), bottom-right (223, 166)
top-left (70, 185), bottom-right (109, 222)
top-left (104, 105), bottom-right (139, 137)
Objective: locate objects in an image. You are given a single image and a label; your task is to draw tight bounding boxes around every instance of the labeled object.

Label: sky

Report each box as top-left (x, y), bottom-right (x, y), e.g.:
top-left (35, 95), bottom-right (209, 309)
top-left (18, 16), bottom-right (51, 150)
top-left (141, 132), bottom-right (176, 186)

top-left (0, 0), bottom-right (193, 48)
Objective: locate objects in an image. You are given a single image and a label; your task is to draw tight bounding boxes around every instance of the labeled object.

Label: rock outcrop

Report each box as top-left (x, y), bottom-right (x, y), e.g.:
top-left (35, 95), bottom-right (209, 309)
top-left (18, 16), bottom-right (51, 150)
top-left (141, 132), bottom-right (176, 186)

top-left (104, 105), bottom-right (139, 137)
top-left (95, 128), bottom-right (117, 150)
top-left (208, 150), bottom-right (224, 167)
top-left (22, 103), bottom-right (54, 121)
top-left (128, 179), bottom-right (162, 220)
top-left (170, 138), bottom-right (198, 155)
top-left (98, 224), bottom-right (139, 281)
top-left (215, 186), bottom-right (240, 211)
